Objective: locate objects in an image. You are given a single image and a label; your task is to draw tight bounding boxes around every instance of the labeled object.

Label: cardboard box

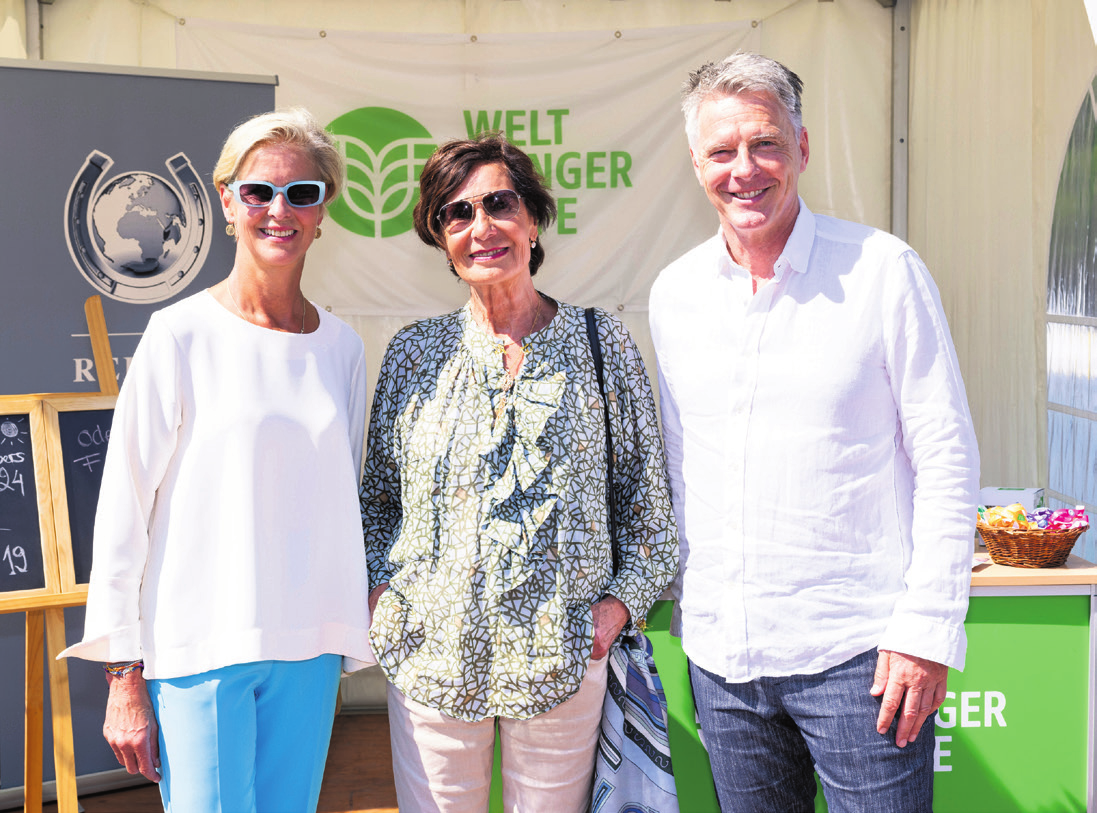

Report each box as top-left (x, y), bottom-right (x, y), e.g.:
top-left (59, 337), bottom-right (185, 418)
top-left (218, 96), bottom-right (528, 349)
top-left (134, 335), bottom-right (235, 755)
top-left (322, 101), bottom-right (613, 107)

top-left (978, 487), bottom-right (1045, 511)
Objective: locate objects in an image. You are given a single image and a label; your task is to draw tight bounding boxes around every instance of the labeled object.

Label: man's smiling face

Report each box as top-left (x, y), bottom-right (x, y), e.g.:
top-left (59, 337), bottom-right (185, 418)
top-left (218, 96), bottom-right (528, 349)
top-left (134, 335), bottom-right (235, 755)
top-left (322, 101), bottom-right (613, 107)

top-left (690, 90), bottom-right (809, 263)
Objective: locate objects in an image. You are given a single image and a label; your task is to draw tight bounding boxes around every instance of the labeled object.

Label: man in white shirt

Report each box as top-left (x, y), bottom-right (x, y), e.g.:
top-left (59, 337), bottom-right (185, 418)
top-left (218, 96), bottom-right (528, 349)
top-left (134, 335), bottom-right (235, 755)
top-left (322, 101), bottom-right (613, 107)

top-left (649, 52), bottom-right (979, 812)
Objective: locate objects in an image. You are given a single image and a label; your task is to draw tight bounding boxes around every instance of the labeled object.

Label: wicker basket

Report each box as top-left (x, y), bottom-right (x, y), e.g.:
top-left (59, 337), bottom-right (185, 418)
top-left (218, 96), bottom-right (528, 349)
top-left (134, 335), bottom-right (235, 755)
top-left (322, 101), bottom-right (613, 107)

top-left (977, 525), bottom-right (1087, 568)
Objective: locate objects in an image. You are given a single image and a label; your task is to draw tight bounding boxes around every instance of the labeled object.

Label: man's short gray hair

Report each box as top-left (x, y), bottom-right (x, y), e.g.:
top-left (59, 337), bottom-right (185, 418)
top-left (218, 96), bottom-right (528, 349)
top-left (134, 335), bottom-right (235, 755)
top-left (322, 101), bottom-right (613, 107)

top-left (681, 52), bottom-right (804, 147)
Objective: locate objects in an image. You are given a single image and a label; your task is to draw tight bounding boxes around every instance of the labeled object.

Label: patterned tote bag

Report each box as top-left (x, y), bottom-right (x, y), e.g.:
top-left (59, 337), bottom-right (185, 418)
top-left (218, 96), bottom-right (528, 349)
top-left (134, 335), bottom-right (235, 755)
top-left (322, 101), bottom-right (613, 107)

top-left (591, 628), bottom-right (679, 813)
top-left (584, 308), bottom-right (679, 813)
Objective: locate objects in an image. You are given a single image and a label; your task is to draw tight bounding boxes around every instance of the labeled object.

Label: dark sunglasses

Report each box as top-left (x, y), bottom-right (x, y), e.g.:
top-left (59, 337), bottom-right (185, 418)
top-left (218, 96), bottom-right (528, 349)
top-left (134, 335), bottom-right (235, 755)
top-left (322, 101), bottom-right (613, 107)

top-left (436, 189), bottom-right (522, 232)
top-left (227, 180), bottom-right (327, 208)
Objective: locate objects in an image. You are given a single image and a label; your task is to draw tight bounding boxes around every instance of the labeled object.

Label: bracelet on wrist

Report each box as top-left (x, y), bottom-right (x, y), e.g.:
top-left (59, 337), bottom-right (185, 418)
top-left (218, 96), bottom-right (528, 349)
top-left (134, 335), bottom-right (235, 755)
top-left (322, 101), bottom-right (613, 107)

top-left (104, 660), bottom-right (144, 677)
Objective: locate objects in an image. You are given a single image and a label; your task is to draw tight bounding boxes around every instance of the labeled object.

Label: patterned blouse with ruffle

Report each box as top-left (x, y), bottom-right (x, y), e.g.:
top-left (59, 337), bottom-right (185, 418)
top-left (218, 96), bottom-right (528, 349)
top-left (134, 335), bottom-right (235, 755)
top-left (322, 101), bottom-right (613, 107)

top-left (360, 297), bottom-right (678, 721)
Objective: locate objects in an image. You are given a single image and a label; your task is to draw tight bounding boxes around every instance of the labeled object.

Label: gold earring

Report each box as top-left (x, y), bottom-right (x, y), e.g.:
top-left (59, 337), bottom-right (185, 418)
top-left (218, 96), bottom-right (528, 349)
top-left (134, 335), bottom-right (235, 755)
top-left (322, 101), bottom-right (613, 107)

top-left (225, 224), bottom-right (236, 237)
top-left (315, 226), bottom-right (322, 239)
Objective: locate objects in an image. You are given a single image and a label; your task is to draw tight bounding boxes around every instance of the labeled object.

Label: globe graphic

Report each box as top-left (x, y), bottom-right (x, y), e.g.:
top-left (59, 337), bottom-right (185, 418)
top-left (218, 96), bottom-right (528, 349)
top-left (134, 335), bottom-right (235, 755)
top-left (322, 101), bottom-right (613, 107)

top-left (91, 172), bottom-right (186, 275)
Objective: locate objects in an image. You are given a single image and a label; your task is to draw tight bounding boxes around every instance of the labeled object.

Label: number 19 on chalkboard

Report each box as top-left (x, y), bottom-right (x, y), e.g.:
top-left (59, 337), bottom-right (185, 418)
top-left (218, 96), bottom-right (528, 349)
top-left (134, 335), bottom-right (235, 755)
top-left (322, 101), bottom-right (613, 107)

top-left (3, 544), bottom-right (29, 575)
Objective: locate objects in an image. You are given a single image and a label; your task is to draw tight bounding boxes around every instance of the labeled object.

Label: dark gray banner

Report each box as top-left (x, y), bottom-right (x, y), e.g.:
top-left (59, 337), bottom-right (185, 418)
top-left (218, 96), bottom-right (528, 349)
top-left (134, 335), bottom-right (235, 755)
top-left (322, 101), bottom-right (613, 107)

top-left (0, 59), bottom-right (274, 791)
top-left (0, 59), bottom-right (275, 395)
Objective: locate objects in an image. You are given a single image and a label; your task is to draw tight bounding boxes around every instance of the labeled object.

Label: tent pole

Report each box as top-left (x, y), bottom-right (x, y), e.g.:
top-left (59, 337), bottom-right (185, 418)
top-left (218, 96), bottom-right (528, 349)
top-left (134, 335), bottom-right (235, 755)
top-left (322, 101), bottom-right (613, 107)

top-left (891, 0), bottom-right (911, 241)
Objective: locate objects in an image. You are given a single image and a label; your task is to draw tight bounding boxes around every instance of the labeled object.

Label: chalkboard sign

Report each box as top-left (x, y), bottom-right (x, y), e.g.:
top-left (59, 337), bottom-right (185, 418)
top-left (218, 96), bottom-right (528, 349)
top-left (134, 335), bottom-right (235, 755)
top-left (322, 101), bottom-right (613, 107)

top-left (58, 409), bottom-right (113, 585)
top-left (0, 396), bottom-right (60, 609)
top-left (42, 394), bottom-right (117, 592)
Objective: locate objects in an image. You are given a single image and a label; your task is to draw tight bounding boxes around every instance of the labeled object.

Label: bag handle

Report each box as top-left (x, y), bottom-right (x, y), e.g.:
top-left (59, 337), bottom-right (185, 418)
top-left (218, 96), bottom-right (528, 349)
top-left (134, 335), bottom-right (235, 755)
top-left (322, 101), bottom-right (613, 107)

top-left (585, 307), bottom-right (618, 573)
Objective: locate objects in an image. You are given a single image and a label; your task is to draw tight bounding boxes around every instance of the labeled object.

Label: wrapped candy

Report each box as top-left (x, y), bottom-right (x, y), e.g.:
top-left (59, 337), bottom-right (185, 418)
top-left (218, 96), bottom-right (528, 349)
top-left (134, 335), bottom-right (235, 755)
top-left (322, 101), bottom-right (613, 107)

top-left (1046, 506), bottom-right (1089, 531)
top-left (980, 503), bottom-right (1032, 529)
top-left (1028, 507), bottom-right (1054, 529)
top-left (977, 503), bottom-right (1089, 532)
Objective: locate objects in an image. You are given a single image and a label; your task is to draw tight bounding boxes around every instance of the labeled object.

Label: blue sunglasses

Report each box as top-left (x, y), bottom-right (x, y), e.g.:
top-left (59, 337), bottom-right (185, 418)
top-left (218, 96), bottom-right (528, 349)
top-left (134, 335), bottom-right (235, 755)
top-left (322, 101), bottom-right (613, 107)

top-left (227, 180), bottom-right (327, 208)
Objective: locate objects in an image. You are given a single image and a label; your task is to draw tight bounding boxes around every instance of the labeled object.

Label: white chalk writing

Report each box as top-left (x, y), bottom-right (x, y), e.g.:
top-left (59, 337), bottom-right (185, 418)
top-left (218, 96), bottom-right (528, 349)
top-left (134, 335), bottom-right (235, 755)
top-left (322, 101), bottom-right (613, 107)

top-left (0, 466), bottom-right (25, 497)
top-left (2, 544), bottom-right (28, 576)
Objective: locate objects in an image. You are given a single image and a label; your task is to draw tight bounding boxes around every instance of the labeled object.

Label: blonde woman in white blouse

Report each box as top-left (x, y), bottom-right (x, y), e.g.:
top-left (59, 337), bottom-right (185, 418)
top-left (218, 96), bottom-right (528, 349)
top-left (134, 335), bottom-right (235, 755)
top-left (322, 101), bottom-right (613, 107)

top-left (61, 108), bottom-right (374, 813)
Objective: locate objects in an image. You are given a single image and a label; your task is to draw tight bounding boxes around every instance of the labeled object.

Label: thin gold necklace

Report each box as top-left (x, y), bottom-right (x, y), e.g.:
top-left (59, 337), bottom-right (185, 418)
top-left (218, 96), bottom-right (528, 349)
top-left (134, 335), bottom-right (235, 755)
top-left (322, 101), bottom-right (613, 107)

top-left (227, 282), bottom-right (306, 333)
top-left (477, 293), bottom-right (545, 424)
top-left (473, 292), bottom-right (544, 351)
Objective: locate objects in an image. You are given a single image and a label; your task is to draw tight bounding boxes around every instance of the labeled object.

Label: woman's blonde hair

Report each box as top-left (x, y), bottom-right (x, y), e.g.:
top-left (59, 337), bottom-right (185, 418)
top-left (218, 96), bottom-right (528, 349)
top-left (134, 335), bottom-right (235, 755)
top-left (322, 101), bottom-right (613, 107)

top-left (212, 108), bottom-right (345, 205)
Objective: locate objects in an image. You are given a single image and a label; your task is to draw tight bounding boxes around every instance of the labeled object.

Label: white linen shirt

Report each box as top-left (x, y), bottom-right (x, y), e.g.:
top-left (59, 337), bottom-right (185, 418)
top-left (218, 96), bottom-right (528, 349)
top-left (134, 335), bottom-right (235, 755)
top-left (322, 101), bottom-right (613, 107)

top-left (60, 290), bottom-right (375, 678)
top-left (649, 201), bottom-right (979, 681)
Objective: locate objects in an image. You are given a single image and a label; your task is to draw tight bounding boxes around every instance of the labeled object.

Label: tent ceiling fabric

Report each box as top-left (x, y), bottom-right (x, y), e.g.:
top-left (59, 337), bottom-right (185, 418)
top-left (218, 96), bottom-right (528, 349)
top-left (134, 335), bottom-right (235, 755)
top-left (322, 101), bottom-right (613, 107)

top-left (17, 0), bottom-right (1097, 492)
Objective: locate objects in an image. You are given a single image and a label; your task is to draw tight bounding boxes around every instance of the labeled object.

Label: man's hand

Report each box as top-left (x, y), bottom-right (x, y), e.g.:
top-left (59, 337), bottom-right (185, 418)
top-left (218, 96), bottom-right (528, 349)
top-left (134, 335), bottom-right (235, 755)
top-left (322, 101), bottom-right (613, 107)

top-left (104, 670), bottom-right (160, 782)
top-left (591, 596), bottom-right (630, 660)
top-left (870, 649), bottom-right (948, 748)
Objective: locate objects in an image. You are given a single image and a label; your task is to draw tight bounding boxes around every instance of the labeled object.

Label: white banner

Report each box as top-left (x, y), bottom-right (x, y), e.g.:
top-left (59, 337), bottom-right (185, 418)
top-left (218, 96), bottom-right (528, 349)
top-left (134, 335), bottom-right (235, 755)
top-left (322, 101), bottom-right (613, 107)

top-left (175, 19), bottom-right (759, 319)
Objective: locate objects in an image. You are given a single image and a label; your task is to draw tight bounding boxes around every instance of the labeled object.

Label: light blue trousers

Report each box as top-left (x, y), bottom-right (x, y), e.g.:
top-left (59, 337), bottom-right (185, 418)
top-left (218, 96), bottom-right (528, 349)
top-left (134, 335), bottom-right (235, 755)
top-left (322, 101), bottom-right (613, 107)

top-left (147, 654), bottom-right (342, 813)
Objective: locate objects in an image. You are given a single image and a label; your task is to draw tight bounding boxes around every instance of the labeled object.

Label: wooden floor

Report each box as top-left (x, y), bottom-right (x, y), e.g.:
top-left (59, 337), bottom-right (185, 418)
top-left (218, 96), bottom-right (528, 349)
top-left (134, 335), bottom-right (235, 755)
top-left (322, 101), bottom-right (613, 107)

top-left (44, 711), bottom-right (398, 813)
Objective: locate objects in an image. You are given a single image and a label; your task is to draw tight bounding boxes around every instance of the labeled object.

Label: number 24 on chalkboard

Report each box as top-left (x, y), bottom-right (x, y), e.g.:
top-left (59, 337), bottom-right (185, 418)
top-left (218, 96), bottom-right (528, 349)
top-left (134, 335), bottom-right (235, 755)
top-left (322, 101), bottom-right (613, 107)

top-left (0, 465), bottom-right (25, 495)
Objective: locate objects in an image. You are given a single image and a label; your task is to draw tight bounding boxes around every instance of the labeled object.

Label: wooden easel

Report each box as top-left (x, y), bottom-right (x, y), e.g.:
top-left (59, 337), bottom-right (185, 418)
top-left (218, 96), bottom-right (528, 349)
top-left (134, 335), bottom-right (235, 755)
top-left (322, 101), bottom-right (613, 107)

top-left (17, 295), bottom-right (118, 813)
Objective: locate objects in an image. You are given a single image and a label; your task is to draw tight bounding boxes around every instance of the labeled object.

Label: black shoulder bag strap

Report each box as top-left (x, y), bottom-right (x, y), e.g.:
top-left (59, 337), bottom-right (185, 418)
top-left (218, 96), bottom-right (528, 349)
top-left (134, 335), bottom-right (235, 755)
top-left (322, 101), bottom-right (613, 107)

top-left (585, 307), bottom-right (619, 572)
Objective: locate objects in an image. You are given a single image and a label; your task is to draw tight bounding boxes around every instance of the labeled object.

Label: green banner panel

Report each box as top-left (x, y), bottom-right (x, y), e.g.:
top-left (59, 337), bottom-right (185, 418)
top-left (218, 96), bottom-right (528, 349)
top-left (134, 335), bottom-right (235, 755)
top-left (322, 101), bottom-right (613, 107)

top-left (933, 594), bottom-right (1090, 812)
top-left (647, 594), bottom-right (1092, 813)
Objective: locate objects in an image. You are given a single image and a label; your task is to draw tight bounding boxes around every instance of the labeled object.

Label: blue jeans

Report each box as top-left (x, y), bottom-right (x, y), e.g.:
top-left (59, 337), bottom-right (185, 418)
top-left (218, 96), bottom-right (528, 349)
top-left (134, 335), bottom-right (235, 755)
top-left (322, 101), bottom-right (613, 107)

top-left (147, 655), bottom-right (342, 813)
top-left (689, 649), bottom-right (935, 813)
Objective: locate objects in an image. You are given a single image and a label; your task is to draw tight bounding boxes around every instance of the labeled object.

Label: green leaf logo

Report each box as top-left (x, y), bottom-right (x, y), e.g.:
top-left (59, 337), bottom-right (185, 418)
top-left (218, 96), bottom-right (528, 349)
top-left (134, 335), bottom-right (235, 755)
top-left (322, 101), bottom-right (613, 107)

top-left (326, 107), bottom-right (436, 238)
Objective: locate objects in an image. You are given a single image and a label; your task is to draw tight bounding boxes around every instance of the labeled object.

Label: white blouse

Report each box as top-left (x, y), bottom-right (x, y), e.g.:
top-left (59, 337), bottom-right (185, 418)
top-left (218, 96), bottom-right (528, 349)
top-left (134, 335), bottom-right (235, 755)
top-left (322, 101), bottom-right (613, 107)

top-left (61, 290), bottom-right (375, 679)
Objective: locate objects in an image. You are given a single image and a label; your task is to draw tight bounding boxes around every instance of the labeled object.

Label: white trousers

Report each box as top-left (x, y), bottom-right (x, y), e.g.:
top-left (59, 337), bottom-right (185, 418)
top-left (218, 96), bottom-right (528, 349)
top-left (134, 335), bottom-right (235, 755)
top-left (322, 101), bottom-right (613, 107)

top-left (386, 655), bottom-right (608, 813)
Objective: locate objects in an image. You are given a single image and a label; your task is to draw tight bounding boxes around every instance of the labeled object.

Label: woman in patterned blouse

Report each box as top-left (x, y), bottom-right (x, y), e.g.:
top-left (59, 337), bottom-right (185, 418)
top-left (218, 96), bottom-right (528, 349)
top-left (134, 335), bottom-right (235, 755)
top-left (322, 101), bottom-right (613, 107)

top-left (360, 133), bottom-right (678, 812)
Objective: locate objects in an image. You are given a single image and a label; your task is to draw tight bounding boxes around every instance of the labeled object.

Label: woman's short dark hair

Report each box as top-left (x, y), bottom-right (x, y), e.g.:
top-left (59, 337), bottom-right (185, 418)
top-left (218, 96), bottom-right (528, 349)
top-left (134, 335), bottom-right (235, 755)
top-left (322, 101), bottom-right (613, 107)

top-left (413, 133), bottom-right (557, 276)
